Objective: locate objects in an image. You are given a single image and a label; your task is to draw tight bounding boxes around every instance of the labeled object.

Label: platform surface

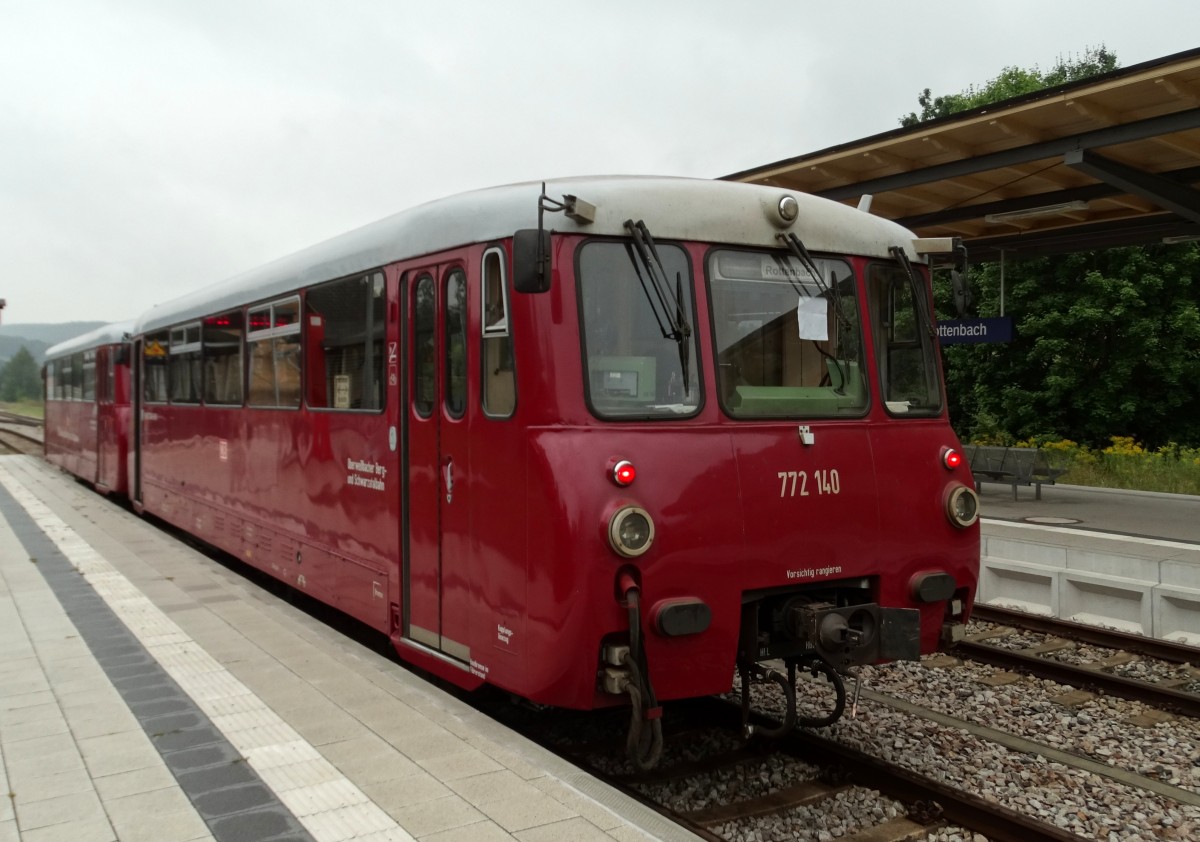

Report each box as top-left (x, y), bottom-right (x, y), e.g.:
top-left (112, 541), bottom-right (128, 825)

top-left (977, 480), bottom-right (1200, 544)
top-left (0, 455), bottom-right (700, 842)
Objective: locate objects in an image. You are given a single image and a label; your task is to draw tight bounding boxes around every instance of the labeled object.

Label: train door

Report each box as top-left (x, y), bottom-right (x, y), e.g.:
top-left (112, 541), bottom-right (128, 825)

top-left (402, 261), bottom-right (473, 664)
top-left (131, 338), bottom-right (143, 505)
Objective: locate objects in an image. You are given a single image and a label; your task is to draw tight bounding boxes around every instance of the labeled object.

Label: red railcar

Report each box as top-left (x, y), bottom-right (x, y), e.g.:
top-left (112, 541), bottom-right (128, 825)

top-left (52, 177), bottom-right (979, 767)
top-left (43, 322), bottom-right (134, 496)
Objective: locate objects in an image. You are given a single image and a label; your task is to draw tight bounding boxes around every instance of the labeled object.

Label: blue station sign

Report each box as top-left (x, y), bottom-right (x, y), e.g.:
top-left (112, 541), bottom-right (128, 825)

top-left (937, 317), bottom-right (1014, 345)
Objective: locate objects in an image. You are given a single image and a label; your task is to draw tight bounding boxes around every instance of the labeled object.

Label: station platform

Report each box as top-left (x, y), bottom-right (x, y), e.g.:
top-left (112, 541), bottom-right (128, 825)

top-left (0, 455), bottom-right (699, 842)
top-left (975, 481), bottom-right (1200, 643)
top-left (977, 480), bottom-right (1200, 545)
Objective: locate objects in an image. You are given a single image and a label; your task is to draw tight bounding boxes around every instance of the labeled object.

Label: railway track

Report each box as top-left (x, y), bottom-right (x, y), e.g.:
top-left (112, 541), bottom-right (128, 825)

top-left (0, 409), bottom-right (42, 428)
top-left (496, 696), bottom-right (1092, 842)
top-left (958, 605), bottom-right (1200, 717)
top-left (0, 413), bottom-right (43, 456)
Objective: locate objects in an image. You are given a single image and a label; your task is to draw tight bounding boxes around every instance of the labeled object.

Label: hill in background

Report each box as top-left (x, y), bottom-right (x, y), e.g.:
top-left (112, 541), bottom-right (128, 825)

top-left (0, 322), bottom-right (107, 365)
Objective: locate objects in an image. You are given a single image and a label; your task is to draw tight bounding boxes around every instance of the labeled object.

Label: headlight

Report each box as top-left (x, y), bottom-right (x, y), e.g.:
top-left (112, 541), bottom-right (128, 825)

top-left (945, 484), bottom-right (980, 528)
top-left (609, 506), bottom-right (655, 557)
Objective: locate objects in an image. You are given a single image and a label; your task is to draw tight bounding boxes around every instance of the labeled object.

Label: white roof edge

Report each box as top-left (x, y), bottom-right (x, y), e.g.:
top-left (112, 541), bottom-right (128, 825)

top-left (44, 320), bottom-right (136, 361)
top-left (124, 176), bottom-right (922, 335)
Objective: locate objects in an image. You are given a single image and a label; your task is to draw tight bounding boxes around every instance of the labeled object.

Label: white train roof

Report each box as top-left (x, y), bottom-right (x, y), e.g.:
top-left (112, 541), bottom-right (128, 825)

top-left (135, 176), bottom-right (924, 334)
top-left (44, 321), bottom-right (135, 361)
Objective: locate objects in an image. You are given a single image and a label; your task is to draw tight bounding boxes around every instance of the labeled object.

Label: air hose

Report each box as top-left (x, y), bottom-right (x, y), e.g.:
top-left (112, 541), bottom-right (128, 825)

top-left (618, 574), bottom-right (663, 771)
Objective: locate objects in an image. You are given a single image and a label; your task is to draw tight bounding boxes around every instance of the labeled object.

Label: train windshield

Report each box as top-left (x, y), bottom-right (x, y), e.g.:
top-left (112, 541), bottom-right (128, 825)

top-left (867, 262), bottom-right (943, 416)
top-left (579, 240), bottom-right (701, 418)
top-left (709, 249), bottom-right (867, 418)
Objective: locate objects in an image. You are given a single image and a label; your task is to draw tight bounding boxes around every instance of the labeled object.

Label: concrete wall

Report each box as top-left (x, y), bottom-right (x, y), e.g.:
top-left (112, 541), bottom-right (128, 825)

top-left (978, 520), bottom-right (1200, 645)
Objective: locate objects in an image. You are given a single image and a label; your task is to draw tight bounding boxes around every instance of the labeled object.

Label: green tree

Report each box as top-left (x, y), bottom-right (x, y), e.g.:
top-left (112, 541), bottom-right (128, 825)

top-left (900, 47), bottom-right (1117, 126)
top-left (938, 244), bottom-right (1200, 447)
top-left (0, 347), bottom-right (43, 402)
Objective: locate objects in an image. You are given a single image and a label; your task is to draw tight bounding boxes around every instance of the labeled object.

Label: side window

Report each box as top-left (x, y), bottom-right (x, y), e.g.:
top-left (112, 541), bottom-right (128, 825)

top-left (247, 298), bottom-right (302, 408)
top-left (82, 351), bottom-right (96, 401)
top-left (69, 353), bottom-right (83, 400)
top-left (143, 333), bottom-right (169, 403)
top-left (305, 272), bottom-right (385, 411)
top-left (481, 248), bottom-right (515, 418)
top-left (204, 311), bottom-right (244, 405)
top-left (444, 269), bottom-right (467, 418)
top-left (169, 323), bottom-right (202, 404)
top-left (46, 361), bottom-right (56, 400)
top-left (99, 351), bottom-right (112, 404)
top-left (413, 275), bottom-right (435, 417)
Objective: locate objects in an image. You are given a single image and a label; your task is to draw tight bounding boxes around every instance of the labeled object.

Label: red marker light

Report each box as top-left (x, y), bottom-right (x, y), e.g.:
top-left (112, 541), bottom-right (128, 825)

top-left (612, 460), bottom-right (637, 486)
top-left (942, 448), bottom-right (963, 470)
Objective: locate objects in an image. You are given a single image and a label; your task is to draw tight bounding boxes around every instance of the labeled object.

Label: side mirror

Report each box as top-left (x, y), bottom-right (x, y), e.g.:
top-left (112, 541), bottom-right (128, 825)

top-left (512, 229), bottom-right (551, 293)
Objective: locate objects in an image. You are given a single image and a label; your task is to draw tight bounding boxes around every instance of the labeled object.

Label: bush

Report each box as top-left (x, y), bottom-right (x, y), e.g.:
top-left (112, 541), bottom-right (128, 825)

top-left (971, 435), bottom-right (1200, 495)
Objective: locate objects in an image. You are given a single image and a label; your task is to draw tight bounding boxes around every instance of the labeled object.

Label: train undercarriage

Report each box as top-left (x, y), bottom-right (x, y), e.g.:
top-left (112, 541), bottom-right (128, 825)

top-left (603, 575), bottom-right (965, 770)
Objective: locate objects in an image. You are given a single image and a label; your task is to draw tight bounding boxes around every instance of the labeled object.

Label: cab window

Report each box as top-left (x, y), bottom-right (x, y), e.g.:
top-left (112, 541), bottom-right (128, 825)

top-left (578, 240), bottom-right (700, 419)
top-left (867, 263), bottom-right (942, 416)
top-left (709, 249), bottom-right (866, 418)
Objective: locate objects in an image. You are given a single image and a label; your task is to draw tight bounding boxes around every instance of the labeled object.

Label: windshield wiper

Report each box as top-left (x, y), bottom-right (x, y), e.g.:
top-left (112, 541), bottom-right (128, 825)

top-left (888, 246), bottom-right (937, 339)
top-left (776, 233), bottom-right (852, 332)
top-left (624, 219), bottom-right (692, 397)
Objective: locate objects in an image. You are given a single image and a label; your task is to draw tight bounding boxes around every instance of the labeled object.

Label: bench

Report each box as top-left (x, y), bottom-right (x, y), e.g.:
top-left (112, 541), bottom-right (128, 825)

top-left (964, 445), bottom-right (1068, 500)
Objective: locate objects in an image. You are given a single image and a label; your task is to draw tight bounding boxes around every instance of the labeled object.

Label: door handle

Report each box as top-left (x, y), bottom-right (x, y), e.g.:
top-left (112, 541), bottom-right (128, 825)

top-left (443, 457), bottom-right (454, 503)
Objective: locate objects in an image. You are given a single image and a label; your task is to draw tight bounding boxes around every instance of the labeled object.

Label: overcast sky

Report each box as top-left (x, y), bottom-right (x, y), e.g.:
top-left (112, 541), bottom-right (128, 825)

top-left (1, 1), bottom-right (1195, 326)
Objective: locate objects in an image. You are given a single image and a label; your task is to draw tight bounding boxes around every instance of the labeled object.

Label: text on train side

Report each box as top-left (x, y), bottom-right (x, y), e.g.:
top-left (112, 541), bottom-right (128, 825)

top-left (778, 469), bottom-right (841, 497)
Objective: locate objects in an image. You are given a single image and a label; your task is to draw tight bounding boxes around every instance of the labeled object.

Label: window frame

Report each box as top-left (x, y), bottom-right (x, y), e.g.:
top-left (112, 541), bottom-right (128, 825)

top-left (246, 297), bottom-right (302, 409)
top-left (577, 237), bottom-right (703, 421)
top-left (142, 333), bottom-right (170, 404)
top-left (168, 321), bottom-right (203, 405)
top-left (202, 310), bottom-right (245, 407)
top-left (867, 261), bottom-right (944, 418)
top-left (707, 246), bottom-right (868, 421)
top-left (480, 246), bottom-right (516, 419)
top-left (412, 274), bottom-right (437, 419)
top-left (304, 271), bottom-right (386, 413)
top-left (443, 268), bottom-right (468, 420)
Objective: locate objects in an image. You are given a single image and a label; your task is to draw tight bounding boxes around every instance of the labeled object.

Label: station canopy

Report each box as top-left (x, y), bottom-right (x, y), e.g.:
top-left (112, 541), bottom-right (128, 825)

top-left (725, 48), bottom-right (1200, 263)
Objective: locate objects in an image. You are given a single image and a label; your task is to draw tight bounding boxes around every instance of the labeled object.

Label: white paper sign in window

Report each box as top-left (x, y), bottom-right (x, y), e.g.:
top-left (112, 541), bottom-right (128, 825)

top-left (797, 295), bottom-right (828, 341)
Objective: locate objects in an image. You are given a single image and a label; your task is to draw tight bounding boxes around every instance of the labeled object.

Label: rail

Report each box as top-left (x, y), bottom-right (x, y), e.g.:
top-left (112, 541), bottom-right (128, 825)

top-left (0, 409), bottom-right (42, 428)
top-left (569, 697), bottom-right (1092, 842)
top-left (972, 604), bottom-right (1200, 664)
top-left (0, 417), bottom-right (43, 455)
top-left (959, 606), bottom-right (1200, 718)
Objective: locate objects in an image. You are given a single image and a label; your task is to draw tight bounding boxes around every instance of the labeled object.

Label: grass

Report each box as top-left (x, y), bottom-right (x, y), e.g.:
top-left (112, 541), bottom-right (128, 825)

top-left (0, 400), bottom-right (43, 419)
top-left (974, 435), bottom-right (1200, 496)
